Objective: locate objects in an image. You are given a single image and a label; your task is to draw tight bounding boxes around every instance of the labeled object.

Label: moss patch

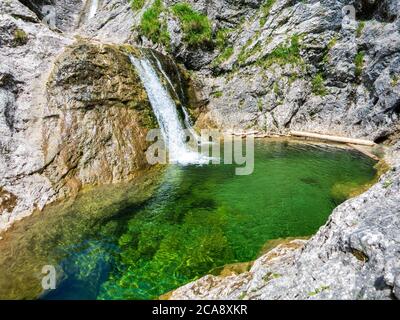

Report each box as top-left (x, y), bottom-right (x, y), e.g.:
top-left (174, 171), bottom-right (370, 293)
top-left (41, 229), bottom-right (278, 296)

top-left (356, 21), bottom-right (365, 38)
top-left (212, 46), bottom-right (234, 67)
top-left (354, 51), bottom-right (365, 78)
top-left (13, 28), bottom-right (28, 46)
top-left (311, 73), bottom-right (327, 96)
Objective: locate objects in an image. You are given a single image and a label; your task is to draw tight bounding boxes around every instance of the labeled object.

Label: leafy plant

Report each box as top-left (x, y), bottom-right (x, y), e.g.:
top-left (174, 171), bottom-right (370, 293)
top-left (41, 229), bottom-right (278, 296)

top-left (139, 0), bottom-right (170, 47)
top-left (391, 75), bottom-right (399, 87)
top-left (13, 28), bottom-right (28, 46)
top-left (215, 28), bottom-right (231, 49)
top-left (356, 21), bottom-right (365, 38)
top-left (171, 3), bottom-right (212, 48)
top-left (130, 0), bottom-right (145, 11)
top-left (311, 73), bottom-right (327, 96)
top-left (308, 285), bottom-right (330, 297)
top-left (354, 51), bottom-right (365, 77)
top-left (212, 91), bottom-right (223, 98)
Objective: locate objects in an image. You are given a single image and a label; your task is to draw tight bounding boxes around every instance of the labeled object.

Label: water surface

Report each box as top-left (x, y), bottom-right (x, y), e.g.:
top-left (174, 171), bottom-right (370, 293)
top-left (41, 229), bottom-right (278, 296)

top-left (0, 141), bottom-right (377, 300)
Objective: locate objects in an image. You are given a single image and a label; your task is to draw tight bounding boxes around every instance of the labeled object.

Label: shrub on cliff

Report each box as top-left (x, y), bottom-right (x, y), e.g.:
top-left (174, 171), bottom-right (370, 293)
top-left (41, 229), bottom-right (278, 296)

top-left (171, 3), bottom-right (212, 48)
top-left (139, 0), bottom-right (170, 47)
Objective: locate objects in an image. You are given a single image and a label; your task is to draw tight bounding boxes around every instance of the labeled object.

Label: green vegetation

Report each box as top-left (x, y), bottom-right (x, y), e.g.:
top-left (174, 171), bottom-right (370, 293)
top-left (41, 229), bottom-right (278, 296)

top-left (171, 3), bottom-right (212, 48)
top-left (13, 28), bottom-right (28, 46)
top-left (139, 0), bottom-right (170, 47)
top-left (356, 21), bottom-right (365, 38)
top-left (238, 41), bottom-right (262, 65)
top-left (213, 46), bottom-right (234, 66)
top-left (259, 34), bottom-right (301, 68)
top-left (215, 28), bottom-right (231, 49)
top-left (212, 91), bottom-right (223, 98)
top-left (257, 98), bottom-right (263, 111)
top-left (323, 37), bottom-right (337, 64)
top-left (130, 0), bottom-right (145, 11)
top-left (327, 37), bottom-right (337, 50)
top-left (391, 74), bottom-right (399, 87)
top-left (273, 82), bottom-right (280, 95)
top-left (263, 272), bottom-right (281, 282)
top-left (308, 285), bottom-right (330, 297)
top-left (354, 51), bottom-right (365, 77)
top-left (383, 179), bottom-right (393, 188)
top-left (260, 0), bottom-right (276, 27)
top-left (311, 73), bottom-right (327, 96)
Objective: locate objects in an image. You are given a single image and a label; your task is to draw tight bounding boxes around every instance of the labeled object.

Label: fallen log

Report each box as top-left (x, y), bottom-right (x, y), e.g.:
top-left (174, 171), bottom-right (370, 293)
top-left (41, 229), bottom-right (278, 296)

top-left (290, 131), bottom-right (375, 146)
top-left (347, 143), bottom-right (380, 161)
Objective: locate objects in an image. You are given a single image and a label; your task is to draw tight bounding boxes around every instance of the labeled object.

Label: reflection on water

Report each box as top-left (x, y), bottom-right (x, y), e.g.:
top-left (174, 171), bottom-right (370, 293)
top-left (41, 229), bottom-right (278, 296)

top-left (0, 141), bottom-right (377, 300)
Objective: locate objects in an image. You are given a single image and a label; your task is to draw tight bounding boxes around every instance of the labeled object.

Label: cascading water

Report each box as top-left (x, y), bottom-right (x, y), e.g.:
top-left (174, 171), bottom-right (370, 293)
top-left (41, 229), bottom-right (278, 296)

top-left (148, 51), bottom-right (201, 144)
top-left (88, 0), bottom-right (99, 19)
top-left (129, 54), bottom-right (209, 165)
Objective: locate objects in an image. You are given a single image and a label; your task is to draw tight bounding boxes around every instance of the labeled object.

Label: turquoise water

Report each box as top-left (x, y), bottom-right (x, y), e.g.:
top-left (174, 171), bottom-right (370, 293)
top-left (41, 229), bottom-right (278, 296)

top-left (0, 141), bottom-right (377, 300)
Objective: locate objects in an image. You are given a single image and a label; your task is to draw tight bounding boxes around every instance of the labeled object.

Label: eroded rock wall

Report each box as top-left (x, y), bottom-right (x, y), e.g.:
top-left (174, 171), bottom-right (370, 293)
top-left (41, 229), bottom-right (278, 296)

top-left (0, 1), bottom-right (156, 232)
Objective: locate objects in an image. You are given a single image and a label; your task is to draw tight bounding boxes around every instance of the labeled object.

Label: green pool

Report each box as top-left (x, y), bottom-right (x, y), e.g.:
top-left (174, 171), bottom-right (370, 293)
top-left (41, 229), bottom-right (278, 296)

top-left (0, 140), bottom-right (377, 300)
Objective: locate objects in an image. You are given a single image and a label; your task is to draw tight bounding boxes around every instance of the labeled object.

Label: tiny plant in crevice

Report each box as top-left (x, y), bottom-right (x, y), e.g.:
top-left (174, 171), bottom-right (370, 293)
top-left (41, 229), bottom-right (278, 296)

top-left (391, 74), bottom-right (399, 87)
top-left (323, 36), bottom-right (337, 63)
top-left (257, 98), bottom-right (263, 111)
top-left (308, 285), bottom-right (330, 297)
top-left (354, 51), bottom-right (365, 78)
top-left (212, 46), bottom-right (234, 67)
top-left (212, 91), bottom-right (223, 98)
top-left (311, 73), bottom-right (327, 96)
top-left (138, 0), bottom-right (170, 47)
top-left (215, 28), bottom-right (231, 49)
top-left (171, 3), bottom-right (212, 48)
top-left (13, 28), bottom-right (28, 46)
top-left (356, 21), bottom-right (365, 38)
top-left (260, 0), bottom-right (276, 27)
top-left (130, 0), bottom-right (145, 11)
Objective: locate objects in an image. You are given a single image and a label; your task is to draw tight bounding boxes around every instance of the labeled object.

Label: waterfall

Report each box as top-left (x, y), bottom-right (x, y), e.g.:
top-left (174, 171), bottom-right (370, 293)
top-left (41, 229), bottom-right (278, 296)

top-left (129, 55), bottom-right (209, 165)
top-left (88, 0), bottom-right (99, 19)
top-left (148, 51), bottom-right (201, 144)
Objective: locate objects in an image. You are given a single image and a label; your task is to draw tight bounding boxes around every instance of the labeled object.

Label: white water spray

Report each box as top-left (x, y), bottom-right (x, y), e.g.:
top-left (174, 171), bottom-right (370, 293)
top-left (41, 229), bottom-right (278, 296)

top-left (129, 55), bottom-right (209, 165)
top-left (149, 51), bottom-right (201, 144)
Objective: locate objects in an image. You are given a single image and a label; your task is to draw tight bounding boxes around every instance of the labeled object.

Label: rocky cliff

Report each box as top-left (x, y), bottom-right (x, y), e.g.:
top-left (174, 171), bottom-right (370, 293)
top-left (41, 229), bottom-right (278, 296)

top-left (0, 0), bottom-right (155, 231)
top-left (1, 0), bottom-right (400, 300)
top-left (114, 0), bottom-right (399, 300)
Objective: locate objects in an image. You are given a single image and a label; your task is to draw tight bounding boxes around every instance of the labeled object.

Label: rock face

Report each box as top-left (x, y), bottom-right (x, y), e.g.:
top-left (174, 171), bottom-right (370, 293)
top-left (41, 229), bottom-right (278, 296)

top-left (1, 0), bottom-right (400, 300)
top-left (123, 0), bottom-right (400, 142)
top-left (0, 1), bottom-right (156, 231)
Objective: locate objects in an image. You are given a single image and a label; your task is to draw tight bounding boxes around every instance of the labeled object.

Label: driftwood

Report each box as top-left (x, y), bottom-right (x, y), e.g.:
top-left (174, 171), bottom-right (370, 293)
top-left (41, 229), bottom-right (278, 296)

top-left (347, 143), bottom-right (379, 161)
top-left (290, 131), bottom-right (375, 146)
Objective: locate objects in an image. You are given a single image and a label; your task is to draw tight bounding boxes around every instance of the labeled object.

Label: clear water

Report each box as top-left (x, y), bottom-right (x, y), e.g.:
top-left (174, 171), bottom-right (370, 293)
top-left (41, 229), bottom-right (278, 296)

top-left (0, 140), bottom-right (377, 300)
